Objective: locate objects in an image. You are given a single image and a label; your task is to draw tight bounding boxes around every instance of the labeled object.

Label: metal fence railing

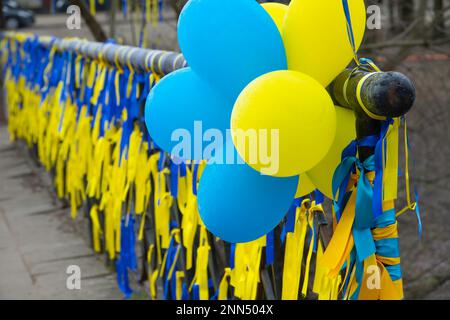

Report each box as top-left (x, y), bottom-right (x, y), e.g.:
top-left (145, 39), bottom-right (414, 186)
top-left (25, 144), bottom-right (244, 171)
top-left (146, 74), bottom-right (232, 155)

top-left (2, 32), bottom-right (291, 300)
top-left (0, 31), bottom-right (418, 300)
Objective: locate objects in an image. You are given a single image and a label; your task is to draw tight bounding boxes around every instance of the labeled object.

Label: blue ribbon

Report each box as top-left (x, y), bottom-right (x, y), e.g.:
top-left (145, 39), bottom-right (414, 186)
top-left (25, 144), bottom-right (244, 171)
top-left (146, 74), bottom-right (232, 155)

top-left (170, 162), bottom-right (179, 197)
top-left (229, 243), bottom-right (236, 269)
top-left (333, 153), bottom-right (377, 261)
top-left (414, 188), bottom-right (422, 238)
top-left (312, 215), bottom-right (318, 253)
top-left (265, 230), bottom-right (275, 266)
top-left (314, 190), bottom-right (324, 205)
top-left (350, 258), bottom-right (364, 300)
top-left (373, 209), bottom-right (403, 283)
top-left (403, 119), bottom-right (423, 238)
top-left (192, 163), bottom-right (199, 196)
top-left (122, 0), bottom-right (128, 18)
top-left (158, 0), bottom-right (164, 22)
top-left (341, 250), bottom-right (356, 298)
top-left (116, 216), bottom-right (137, 299)
top-left (192, 284), bottom-right (200, 300)
top-left (181, 283), bottom-right (189, 300)
top-left (280, 197), bottom-right (303, 243)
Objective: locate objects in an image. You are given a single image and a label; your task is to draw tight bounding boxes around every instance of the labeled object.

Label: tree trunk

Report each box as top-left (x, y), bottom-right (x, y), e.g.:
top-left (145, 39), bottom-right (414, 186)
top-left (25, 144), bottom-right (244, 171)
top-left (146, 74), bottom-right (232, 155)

top-left (110, 0), bottom-right (117, 39)
top-left (433, 0), bottom-right (446, 38)
top-left (0, 0), bottom-right (5, 30)
top-left (68, 0), bottom-right (108, 42)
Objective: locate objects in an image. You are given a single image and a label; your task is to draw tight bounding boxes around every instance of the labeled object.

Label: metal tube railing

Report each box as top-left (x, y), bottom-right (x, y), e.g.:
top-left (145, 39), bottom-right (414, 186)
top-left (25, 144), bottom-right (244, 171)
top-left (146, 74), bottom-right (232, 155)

top-left (0, 31), bottom-right (416, 164)
top-left (0, 32), bottom-right (187, 75)
top-left (0, 32), bottom-right (415, 125)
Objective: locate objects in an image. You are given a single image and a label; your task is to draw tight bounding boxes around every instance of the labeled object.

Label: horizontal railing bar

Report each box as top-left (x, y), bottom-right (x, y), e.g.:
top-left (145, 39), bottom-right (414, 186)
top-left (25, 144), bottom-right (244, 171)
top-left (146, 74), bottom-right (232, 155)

top-left (1, 32), bottom-right (415, 122)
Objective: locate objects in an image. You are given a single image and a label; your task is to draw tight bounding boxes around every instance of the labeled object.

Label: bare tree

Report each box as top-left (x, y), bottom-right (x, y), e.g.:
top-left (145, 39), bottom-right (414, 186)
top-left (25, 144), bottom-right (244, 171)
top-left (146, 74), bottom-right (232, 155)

top-left (68, 0), bottom-right (108, 42)
top-left (0, 0), bottom-right (5, 124)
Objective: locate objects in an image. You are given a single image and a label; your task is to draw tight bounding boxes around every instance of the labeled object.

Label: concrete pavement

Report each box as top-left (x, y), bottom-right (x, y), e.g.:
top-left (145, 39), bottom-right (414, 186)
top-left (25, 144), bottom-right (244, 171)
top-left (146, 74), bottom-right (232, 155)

top-left (0, 124), bottom-right (121, 299)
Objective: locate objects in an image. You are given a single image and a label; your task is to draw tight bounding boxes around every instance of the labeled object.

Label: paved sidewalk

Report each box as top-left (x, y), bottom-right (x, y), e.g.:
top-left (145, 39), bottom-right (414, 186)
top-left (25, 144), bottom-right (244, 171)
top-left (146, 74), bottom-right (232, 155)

top-left (0, 125), bottom-right (121, 299)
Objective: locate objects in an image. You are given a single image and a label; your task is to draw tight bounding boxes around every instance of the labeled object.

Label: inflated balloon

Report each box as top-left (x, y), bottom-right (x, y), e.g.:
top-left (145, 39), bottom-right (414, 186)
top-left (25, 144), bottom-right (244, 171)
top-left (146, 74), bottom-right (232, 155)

top-left (308, 107), bottom-right (356, 199)
top-left (283, 0), bottom-right (366, 86)
top-left (198, 146), bottom-right (298, 243)
top-left (295, 174), bottom-right (315, 198)
top-left (262, 3), bottom-right (288, 34)
top-left (178, 0), bottom-right (287, 101)
top-left (145, 68), bottom-right (231, 161)
top-left (231, 70), bottom-right (336, 177)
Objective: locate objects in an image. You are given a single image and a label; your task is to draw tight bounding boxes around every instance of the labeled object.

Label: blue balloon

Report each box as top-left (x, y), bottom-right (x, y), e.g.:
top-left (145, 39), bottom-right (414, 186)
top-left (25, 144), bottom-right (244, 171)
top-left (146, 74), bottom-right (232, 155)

top-left (178, 0), bottom-right (287, 101)
top-left (198, 147), bottom-right (298, 243)
top-left (145, 68), bottom-right (231, 161)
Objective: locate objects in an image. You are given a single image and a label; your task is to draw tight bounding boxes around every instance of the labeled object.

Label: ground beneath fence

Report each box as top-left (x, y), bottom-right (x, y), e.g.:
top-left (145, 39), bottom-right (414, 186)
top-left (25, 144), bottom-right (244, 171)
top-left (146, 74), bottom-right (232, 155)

top-left (0, 124), bottom-right (122, 300)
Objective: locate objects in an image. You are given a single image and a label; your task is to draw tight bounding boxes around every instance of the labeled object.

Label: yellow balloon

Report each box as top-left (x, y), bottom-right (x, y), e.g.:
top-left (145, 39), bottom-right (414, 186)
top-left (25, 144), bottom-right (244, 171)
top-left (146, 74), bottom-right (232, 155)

top-left (262, 3), bottom-right (288, 34)
top-left (295, 174), bottom-right (316, 198)
top-left (231, 70), bottom-right (336, 178)
top-left (307, 107), bottom-right (356, 199)
top-left (283, 0), bottom-right (366, 87)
